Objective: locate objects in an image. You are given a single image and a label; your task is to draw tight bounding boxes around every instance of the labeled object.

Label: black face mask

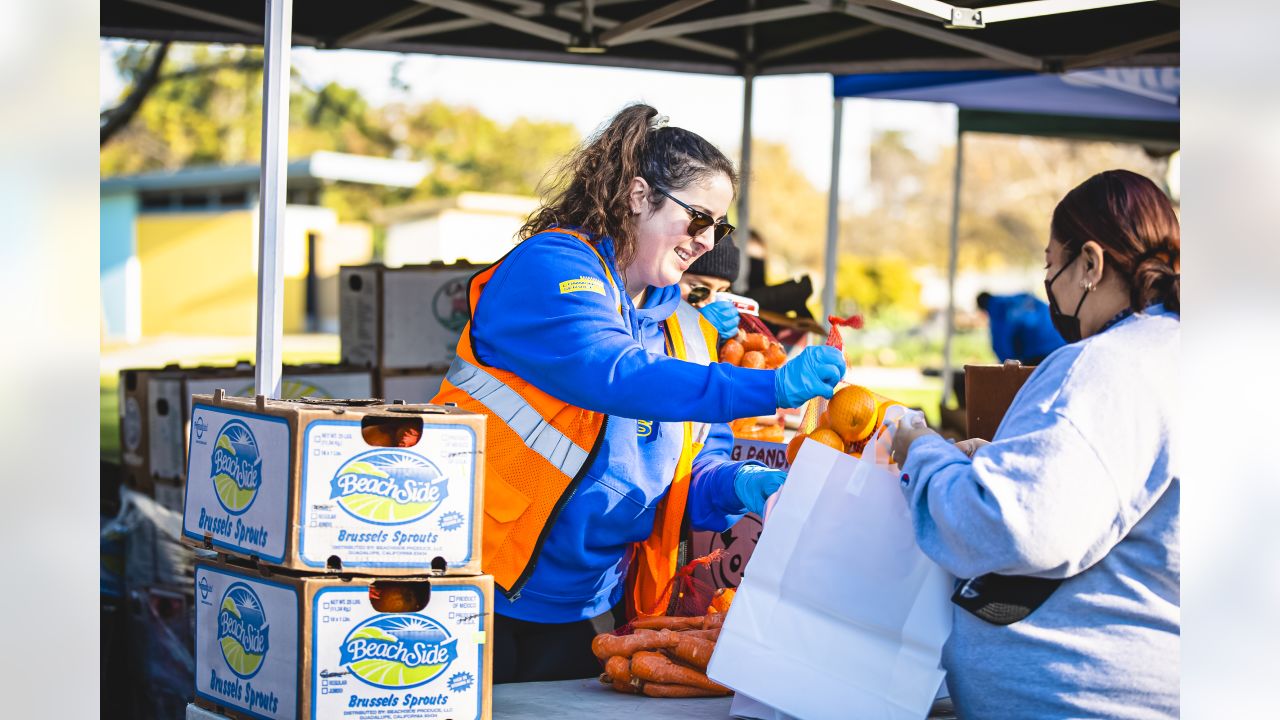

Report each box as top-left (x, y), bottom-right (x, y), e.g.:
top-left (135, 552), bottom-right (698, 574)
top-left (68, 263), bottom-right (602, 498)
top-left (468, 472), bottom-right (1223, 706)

top-left (1044, 253), bottom-right (1089, 343)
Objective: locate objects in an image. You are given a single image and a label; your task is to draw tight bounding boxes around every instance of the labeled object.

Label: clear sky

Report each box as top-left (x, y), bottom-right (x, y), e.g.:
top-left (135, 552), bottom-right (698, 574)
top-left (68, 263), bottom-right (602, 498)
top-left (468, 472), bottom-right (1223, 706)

top-left (99, 41), bottom-right (958, 200)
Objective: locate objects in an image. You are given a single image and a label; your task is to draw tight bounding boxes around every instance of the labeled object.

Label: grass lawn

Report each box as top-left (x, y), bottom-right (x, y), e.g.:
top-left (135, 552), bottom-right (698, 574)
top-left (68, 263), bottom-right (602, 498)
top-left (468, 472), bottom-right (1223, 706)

top-left (866, 385), bottom-right (944, 429)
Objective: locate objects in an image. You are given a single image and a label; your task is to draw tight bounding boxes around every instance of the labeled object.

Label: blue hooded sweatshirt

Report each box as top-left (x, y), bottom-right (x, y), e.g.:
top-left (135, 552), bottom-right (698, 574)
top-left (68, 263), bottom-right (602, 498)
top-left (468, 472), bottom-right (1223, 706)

top-left (470, 230), bottom-right (778, 623)
top-left (986, 293), bottom-right (1066, 363)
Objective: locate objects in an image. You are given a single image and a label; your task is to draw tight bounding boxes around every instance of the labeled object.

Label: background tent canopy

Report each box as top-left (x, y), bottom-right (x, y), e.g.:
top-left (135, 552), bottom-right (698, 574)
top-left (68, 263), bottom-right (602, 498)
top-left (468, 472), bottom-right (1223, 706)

top-left (833, 66), bottom-right (1179, 146)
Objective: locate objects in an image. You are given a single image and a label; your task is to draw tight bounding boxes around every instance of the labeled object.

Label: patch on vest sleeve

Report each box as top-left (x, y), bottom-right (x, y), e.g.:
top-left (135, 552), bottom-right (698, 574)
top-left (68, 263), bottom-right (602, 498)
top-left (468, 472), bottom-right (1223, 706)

top-left (559, 276), bottom-right (606, 295)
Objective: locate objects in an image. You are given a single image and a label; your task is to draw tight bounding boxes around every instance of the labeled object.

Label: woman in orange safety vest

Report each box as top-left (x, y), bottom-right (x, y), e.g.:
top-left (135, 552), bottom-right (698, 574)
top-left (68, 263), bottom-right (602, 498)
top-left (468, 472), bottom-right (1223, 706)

top-left (432, 104), bottom-right (845, 683)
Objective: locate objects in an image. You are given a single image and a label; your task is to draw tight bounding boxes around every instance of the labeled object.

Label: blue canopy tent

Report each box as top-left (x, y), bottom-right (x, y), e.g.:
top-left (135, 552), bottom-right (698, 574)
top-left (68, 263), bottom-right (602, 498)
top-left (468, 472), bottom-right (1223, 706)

top-left (826, 66), bottom-right (1179, 407)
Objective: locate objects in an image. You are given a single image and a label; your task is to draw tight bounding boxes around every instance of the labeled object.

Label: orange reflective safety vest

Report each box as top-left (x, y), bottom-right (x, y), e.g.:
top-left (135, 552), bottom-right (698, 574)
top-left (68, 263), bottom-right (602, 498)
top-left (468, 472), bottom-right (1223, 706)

top-left (626, 299), bottom-right (720, 618)
top-left (432, 229), bottom-right (720, 615)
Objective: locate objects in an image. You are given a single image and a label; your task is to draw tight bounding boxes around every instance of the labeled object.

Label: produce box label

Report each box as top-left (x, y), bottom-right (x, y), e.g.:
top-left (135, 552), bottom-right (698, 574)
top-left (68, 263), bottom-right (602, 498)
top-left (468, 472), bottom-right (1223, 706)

top-left (310, 584), bottom-right (486, 720)
top-left (730, 439), bottom-right (791, 471)
top-left (299, 420), bottom-right (477, 569)
top-left (184, 405), bottom-right (291, 563)
top-left (122, 395), bottom-right (144, 466)
top-left (149, 377), bottom-right (186, 479)
top-left (195, 565), bottom-right (299, 720)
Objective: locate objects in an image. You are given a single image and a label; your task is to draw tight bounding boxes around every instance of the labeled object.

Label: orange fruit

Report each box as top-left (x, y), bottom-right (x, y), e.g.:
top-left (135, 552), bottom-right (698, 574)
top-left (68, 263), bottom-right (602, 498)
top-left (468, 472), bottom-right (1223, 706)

top-left (786, 432), bottom-right (807, 464)
top-left (741, 350), bottom-right (766, 369)
top-left (742, 333), bottom-right (768, 352)
top-left (873, 400), bottom-right (904, 433)
top-left (720, 339), bottom-right (745, 366)
top-left (764, 343), bottom-right (787, 368)
top-left (827, 385), bottom-right (879, 444)
top-left (807, 427), bottom-right (846, 452)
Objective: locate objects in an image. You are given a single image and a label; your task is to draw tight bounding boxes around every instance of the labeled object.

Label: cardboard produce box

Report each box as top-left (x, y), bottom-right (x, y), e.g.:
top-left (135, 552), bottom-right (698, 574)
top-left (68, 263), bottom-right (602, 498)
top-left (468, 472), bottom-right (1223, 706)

top-left (183, 394), bottom-right (484, 575)
top-left (339, 263), bottom-right (479, 370)
top-left (120, 365), bottom-right (179, 492)
top-left (965, 362), bottom-right (1037, 441)
top-left (684, 438), bottom-right (790, 595)
top-left (194, 559), bottom-right (493, 720)
top-left (149, 364), bottom-right (376, 481)
top-left (378, 369), bottom-right (448, 405)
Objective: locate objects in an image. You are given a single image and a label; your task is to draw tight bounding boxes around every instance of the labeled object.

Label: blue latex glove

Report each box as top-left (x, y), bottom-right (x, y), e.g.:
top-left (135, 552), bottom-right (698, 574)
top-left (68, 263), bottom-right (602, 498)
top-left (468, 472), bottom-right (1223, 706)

top-left (733, 465), bottom-right (786, 516)
top-left (773, 346), bottom-right (846, 408)
top-left (698, 300), bottom-right (741, 340)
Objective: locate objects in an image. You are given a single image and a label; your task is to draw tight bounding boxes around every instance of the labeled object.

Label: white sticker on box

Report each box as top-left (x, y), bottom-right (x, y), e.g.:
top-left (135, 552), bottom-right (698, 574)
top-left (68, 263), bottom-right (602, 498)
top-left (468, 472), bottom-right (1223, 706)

top-left (184, 405), bottom-right (291, 563)
top-left (299, 420), bottom-right (476, 569)
top-left (195, 566), bottom-right (299, 720)
top-left (310, 584), bottom-right (486, 720)
top-left (149, 377), bottom-right (186, 480)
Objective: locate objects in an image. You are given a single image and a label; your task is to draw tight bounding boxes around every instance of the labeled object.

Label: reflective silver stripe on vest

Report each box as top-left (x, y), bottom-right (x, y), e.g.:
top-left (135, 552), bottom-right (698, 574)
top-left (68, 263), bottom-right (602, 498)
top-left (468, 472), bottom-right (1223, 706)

top-left (672, 302), bottom-right (713, 444)
top-left (446, 355), bottom-right (591, 477)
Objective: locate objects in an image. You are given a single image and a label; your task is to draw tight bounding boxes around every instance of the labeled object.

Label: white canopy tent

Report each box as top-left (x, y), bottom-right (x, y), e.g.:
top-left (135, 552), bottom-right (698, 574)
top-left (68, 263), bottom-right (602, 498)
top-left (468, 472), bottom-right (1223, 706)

top-left (101, 0), bottom-right (1179, 396)
top-left (826, 66), bottom-right (1179, 405)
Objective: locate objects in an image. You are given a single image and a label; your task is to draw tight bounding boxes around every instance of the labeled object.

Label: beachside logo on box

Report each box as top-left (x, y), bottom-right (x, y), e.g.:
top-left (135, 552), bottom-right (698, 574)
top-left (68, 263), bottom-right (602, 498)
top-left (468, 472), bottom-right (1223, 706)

top-left (329, 450), bottom-right (449, 525)
top-left (433, 278), bottom-right (469, 332)
top-left (218, 583), bottom-right (271, 679)
top-left (234, 378), bottom-right (331, 400)
top-left (210, 420), bottom-right (263, 515)
top-left (339, 615), bottom-right (458, 689)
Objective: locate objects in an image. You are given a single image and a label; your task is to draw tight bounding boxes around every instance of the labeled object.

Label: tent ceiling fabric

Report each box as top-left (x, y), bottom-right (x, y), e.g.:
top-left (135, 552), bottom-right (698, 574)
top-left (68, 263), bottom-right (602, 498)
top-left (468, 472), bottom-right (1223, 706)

top-left (101, 0), bottom-right (1178, 76)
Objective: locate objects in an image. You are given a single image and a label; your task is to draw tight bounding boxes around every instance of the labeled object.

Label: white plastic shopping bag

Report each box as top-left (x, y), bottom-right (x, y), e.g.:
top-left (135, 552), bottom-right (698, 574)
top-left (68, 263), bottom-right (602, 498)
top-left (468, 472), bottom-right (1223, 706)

top-left (709, 411), bottom-right (954, 720)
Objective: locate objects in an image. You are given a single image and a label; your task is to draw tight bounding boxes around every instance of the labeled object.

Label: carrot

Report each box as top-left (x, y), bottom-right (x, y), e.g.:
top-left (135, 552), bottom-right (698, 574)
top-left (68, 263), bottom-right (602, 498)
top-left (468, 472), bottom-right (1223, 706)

top-left (630, 651), bottom-right (730, 694)
top-left (605, 655), bottom-right (632, 684)
top-left (680, 628), bottom-right (721, 642)
top-left (666, 633), bottom-right (716, 671)
top-left (613, 678), bottom-right (639, 694)
top-left (631, 615), bottom-right (706, 631)
top-left (704, 613), bottom-right (726, 629)
top-left (591, 632), bottom-right (667, 661)
top-left (635, 680), bottom-right (731, 698)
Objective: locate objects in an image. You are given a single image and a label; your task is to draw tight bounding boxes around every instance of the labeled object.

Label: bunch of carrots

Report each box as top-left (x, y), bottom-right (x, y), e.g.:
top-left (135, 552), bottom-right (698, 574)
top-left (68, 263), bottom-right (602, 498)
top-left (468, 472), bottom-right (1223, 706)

top-left (593, 592), bottom-right (736, 698)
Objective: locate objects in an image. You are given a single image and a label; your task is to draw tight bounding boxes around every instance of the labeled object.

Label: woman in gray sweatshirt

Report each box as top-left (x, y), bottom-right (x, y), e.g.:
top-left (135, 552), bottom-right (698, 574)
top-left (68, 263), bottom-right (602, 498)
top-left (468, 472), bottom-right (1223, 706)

top-left (893, 170), bottom-right (1180, 719)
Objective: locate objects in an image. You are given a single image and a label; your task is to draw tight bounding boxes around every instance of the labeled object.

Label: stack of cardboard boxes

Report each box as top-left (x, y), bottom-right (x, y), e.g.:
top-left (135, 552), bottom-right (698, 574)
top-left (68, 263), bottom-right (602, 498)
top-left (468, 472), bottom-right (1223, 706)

top-left (118, 363), bottom-right (376, 514)
top-left (184, 391), bottom-right (493, 720)
top-left (339, 261), bottom-right (480, 405)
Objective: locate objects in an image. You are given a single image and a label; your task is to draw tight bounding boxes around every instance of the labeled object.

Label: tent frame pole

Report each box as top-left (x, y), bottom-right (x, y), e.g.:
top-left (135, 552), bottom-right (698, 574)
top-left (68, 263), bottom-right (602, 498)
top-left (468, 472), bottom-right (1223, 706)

top-left (822, 97), bottom-right (844, 322)
top-left (940, 122), bottom-right (964, 410)
top-left (254, 0), bottom-right (293, 399)
top-left (736, 67), bottom-right (754, 291)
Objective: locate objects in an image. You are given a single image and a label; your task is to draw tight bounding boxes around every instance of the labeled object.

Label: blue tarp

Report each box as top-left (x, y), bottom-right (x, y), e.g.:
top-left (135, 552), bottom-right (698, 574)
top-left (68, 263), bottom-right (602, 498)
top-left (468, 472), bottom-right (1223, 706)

top-left (833, 67), bottom-right (1179, 122)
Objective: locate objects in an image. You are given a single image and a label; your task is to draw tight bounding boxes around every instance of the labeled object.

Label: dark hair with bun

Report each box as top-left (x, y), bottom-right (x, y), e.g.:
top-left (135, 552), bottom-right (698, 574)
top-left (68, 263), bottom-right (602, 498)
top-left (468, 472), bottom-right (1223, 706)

top-left (1051, 169), bottom-right (1179, 314)
top-left (519, 103), bottom-right (738, 269)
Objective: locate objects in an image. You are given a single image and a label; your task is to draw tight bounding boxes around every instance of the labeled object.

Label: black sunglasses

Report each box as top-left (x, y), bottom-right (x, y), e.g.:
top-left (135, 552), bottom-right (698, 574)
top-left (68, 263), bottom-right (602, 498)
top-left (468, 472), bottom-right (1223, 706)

top-left (686, 285), bottom-right (713, 305)
top-left (652, 186), bottom-right (735, 244)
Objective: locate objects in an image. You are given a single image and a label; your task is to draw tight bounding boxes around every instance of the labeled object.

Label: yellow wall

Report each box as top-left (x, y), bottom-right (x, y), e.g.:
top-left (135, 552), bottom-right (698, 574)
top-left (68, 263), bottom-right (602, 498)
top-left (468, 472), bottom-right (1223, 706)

top-left (136, 210), bottom-right (309, 336)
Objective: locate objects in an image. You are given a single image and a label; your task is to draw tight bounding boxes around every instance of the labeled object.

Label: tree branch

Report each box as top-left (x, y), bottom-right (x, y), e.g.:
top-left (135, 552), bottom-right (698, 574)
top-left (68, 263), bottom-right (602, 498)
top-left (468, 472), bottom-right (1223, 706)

top-left (100, 41), bottom-right (170, 147)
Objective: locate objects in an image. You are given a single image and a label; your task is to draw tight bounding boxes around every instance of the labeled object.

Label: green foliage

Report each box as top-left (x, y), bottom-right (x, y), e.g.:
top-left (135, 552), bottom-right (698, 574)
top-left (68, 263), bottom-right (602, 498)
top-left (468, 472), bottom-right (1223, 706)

top-left (835, 256), bottom-right (922, 317)
top-left (100, 43), bottom-right (581, 222)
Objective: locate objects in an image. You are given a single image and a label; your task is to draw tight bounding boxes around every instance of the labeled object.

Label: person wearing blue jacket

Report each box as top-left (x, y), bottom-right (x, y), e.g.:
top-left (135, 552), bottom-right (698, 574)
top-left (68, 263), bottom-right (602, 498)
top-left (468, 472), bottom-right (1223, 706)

top-left (976, 291), bottom-right (1066, 364)
top-left (892, 170), bottom-right (1180, 718)
top-left (438, 104), bottom-right (846, 683)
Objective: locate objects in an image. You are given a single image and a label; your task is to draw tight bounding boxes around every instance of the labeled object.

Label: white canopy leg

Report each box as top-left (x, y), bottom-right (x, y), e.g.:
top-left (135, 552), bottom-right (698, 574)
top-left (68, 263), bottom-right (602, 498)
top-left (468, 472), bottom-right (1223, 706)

top-left (736, 68), bottom-right (754, 291)
top-left (940, 124), bottom-right (964, 410)
top-left (254, 0), bottom-right (293, 398)
top-left (822, 97), bottom-right (844, 325)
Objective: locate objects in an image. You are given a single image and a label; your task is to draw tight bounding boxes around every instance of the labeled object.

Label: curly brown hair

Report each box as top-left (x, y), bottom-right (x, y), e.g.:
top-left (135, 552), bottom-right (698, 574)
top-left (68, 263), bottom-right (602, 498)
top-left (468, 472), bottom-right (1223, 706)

top-left (1052, 169), bottom-right (1180, 314)
top-left (519, 103), bottom-right (738, 269)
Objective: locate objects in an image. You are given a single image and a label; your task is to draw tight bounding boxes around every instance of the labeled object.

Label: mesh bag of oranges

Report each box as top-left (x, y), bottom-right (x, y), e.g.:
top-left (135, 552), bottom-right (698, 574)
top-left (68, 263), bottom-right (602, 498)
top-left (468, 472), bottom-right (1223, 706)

top-left (785, 315), bottom-right (903, 461)
top-left (722, 313), bottom-right (789, 441)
